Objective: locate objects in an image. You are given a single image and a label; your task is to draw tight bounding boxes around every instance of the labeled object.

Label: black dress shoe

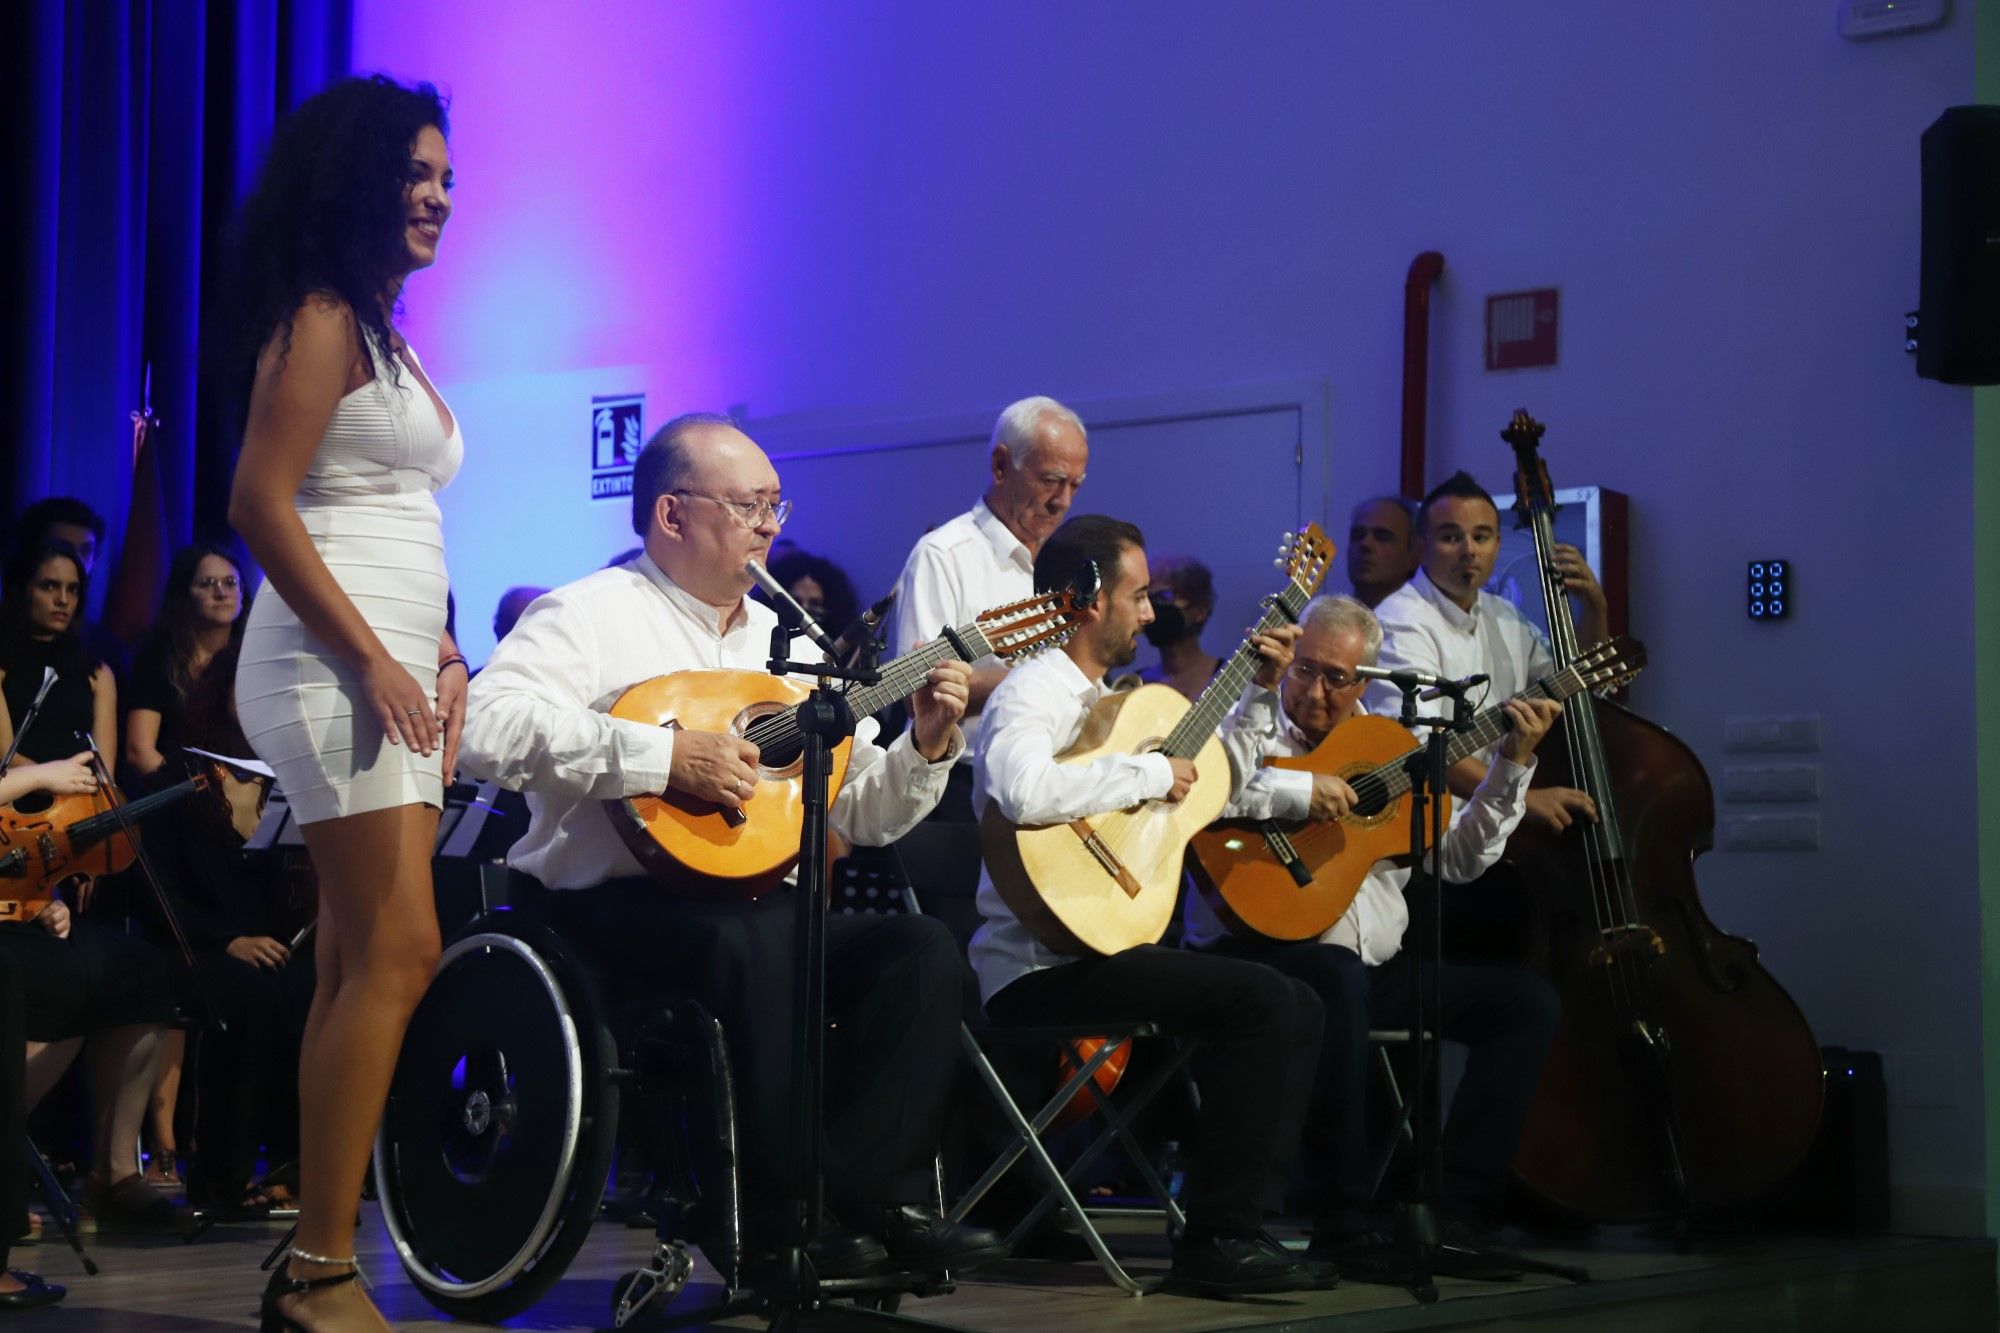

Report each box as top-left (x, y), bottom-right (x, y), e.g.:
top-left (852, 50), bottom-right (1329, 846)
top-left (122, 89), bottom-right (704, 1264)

top-left (878, 1206), bottom-right (1009, 1270)
top-left (1168, 1229), bottom-right (1312, 1297)
top-left (805, 1229), bottom-right (890, 1279)
top-left (0, 1270), bottom-right (66, 1310)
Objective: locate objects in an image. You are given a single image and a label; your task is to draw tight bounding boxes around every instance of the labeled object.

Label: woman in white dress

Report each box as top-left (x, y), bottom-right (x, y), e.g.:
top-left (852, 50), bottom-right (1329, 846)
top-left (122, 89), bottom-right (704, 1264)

top-left (224, 75), bottom-right (465, 1333)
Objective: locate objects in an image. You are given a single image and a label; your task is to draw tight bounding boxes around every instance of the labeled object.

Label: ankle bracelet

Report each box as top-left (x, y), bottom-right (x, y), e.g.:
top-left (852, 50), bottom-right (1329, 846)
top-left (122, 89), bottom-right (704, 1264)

top-left (288, 1246), bottom-right (357, 1269)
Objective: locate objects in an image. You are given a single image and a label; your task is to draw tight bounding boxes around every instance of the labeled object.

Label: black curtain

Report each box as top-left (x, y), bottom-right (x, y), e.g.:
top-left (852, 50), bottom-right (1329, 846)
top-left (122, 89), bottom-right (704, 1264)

top-left (1, 0), bottom-right (351, 595)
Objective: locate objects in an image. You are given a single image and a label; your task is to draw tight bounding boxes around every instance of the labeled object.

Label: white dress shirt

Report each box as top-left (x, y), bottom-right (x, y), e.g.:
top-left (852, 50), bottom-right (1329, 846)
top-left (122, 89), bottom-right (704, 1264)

top-left (461, 554), bottom-right (959, 891)
top-left (965, 649), bottom-right (1179, 1002)
top-left (1365, 568), bottom-right (1552, 764)
top-left (1184, 685), bottom-right (1534, 965)
top-left (888, 498), bottom-right (1036, 763)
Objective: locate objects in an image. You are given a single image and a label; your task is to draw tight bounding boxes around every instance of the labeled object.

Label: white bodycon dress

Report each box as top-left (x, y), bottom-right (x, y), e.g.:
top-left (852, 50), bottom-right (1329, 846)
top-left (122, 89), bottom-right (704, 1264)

top-left (236, 341), bottom-right (463, 824)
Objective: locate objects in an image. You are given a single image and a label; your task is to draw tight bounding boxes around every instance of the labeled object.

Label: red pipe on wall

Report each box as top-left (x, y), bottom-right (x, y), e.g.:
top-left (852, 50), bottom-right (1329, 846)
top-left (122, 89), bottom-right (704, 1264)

top-left (1399, 251), bottom-right (1446, 500)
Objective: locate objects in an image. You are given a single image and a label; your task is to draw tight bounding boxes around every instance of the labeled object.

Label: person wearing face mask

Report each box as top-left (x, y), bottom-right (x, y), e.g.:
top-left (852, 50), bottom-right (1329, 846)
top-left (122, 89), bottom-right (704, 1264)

top-left (462, 414), bottom-right (1005, 1283)
top-left (888, 396), bottom-right (1088, 819)
top-left (1368, 472), bottom-right (1607, 833)
top-left (1133, 555), bottom-right (1220, 699)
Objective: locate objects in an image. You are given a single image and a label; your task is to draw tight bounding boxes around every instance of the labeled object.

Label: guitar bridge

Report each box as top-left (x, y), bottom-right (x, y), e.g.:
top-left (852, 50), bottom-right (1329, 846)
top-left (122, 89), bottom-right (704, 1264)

top-left (1067, 820), bottom-right (1142, 899)
top-left (1258, 822), bottom-right (1314, 888)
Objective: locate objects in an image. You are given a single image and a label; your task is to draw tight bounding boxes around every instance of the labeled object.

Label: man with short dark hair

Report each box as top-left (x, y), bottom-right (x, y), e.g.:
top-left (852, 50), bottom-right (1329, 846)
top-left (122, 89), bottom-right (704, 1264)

top-left (1345, 496), bottom-right (1419, 609)
top-left (967, 513), bottom-right (1328, 1296)
top-left (464, 413), bottom-right (1004, 1277)
top-left (1368, 471), bottom-right (1606, 831)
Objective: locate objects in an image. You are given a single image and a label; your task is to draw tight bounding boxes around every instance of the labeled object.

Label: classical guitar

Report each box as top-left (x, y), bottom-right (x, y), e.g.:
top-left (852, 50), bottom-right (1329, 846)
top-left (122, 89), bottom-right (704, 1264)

top-left (982, 526), bottom-right (1335, 956)
top-left (608, 586), bottom-right (1089, 898)
top-left (0, 773), bottom-right (209, 923)
top-left (1189, 636), bottom-right (1646, 942)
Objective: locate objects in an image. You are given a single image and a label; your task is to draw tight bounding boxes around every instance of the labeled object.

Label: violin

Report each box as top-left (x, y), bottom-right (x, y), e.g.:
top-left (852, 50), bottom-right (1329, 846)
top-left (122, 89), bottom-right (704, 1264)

top-left (0, 772), bottom-right (209, 922)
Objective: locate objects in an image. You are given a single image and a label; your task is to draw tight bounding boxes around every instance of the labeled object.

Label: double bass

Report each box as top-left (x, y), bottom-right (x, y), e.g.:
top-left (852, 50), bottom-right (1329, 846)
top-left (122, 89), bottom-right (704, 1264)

top-left (1499, 411), bottom-right (1822, 1224)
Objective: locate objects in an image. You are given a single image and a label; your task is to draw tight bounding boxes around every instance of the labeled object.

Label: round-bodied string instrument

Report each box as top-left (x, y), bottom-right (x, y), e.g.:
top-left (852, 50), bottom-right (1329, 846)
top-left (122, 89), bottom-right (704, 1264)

top-left (1499, 410), bottom-right (1823, 1222)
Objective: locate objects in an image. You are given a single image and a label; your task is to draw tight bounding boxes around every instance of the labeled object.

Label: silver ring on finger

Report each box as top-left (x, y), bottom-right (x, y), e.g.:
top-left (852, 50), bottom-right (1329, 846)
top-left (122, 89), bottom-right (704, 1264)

top-left (407, 708), bottom-right (423, 715)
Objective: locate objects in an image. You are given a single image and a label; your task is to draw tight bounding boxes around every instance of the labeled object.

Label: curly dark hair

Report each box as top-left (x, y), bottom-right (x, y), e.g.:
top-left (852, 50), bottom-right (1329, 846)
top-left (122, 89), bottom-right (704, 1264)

top-left (767, 551), bottom-right (861, 638)
top-left (221, 75), bottom-right (451, 393)
top-left (142, 542), bottom-right (251, 702)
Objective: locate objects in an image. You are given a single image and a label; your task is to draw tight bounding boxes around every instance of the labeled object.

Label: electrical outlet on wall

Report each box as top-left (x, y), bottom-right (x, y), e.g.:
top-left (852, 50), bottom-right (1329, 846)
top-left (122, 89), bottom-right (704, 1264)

top-left (1721, 813), bottom-right (1821, 851)
top-left (1723, 764), bottom-right (1820, 802)
top-left (1724, 714), bottom-right (1823, 753)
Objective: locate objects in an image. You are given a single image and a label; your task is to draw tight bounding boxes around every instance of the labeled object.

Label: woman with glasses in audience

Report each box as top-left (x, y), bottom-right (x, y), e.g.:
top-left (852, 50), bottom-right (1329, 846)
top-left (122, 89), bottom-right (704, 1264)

top-left (126, 543), bottom-right (249, 782)
top-left (122, 542), bottom-right (251, 1187)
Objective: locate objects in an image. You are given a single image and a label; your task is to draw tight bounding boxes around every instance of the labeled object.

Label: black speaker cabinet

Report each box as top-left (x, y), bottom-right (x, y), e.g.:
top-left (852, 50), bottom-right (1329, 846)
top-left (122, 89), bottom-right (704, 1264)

top-left (1919, 105), bottom-right (2000, 385)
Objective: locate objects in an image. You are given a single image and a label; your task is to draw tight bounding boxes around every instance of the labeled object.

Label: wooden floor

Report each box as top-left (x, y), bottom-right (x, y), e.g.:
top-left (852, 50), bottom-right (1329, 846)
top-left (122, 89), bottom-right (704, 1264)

top-left (16, 1205), bottom-right (1996, 1331)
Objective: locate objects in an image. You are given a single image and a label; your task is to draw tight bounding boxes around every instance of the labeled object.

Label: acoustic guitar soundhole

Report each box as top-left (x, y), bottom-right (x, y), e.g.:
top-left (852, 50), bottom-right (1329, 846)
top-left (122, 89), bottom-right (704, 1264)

top-left (734, 703), bottom-right (804, 779)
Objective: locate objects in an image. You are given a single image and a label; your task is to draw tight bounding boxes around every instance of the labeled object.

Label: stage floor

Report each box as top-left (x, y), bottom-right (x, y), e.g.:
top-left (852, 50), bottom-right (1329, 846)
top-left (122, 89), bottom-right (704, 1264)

top-left (22, 1205), bottom-right (1996, 1330)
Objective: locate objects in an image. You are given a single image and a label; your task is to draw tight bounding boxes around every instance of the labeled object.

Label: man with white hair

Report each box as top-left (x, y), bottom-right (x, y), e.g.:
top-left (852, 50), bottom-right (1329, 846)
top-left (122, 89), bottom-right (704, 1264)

top-left (887, 396), bottom-right (1088, 819)
top-left (1185, 594), bottom-right (1564, 1284)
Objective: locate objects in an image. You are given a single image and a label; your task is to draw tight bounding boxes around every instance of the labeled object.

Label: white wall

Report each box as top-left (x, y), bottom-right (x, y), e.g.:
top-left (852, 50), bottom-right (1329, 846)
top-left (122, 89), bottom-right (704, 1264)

top-left (356, 1), bottom-right (1981, 1229)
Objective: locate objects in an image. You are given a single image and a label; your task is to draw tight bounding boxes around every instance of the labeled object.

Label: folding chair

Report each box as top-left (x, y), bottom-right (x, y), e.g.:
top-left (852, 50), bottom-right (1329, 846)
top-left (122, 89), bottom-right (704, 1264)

top-left (866, 827), bottom-right (1199, 1297)
top-left (23, 1135), bottom-right (96, 1276)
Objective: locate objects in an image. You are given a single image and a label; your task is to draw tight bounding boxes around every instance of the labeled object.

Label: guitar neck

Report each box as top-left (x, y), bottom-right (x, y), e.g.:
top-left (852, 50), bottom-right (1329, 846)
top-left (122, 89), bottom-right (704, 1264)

top-left (1361, 666), bottom-right (1586, 803)
top-left (1163, 584), bottom-right (1308, 759)
top-left (843, 616), bottom-right (996, 718)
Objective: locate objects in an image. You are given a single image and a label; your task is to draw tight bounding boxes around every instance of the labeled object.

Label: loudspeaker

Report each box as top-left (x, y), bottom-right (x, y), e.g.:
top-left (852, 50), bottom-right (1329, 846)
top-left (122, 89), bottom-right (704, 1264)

top-left (1918, 106), bottom-right (2000, 385)
top-left (1763, 1046), bottom-right (1889, 1233)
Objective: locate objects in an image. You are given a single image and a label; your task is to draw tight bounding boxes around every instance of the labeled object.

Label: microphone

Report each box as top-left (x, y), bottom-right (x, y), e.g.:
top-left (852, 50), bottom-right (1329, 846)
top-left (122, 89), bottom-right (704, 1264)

top-left (1354, 663), bottom-right (1489, 699)
top-left (746, 559), bottom-right (843, 660)
top-left (832, 589), bottom-right (896, 663)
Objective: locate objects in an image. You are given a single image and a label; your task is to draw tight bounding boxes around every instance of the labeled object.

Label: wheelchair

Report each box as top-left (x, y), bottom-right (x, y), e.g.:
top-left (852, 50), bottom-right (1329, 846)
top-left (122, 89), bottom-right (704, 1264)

top-left (372, 908), bottom-right (950, 1326)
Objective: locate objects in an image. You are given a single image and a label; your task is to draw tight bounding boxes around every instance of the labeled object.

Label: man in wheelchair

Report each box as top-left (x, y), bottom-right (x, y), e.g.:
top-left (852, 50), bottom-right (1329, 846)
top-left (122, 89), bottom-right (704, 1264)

top-left (461, 413), bottom-right (1006, 1280)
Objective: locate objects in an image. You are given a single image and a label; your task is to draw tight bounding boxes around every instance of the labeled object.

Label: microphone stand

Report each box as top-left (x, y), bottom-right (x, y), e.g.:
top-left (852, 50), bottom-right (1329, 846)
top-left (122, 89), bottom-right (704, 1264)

top-left (1391, 674), bottom-right (1473, 1306)
top-left (1389, 685), bottom-right (1589, 1300)
top-left (649, 598), bottom-right (953, 1332)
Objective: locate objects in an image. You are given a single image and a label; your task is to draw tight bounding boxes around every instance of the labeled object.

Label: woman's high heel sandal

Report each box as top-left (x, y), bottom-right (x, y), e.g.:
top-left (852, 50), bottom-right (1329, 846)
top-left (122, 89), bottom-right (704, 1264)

top-left (260, 1250), bottom-right (360, 1333)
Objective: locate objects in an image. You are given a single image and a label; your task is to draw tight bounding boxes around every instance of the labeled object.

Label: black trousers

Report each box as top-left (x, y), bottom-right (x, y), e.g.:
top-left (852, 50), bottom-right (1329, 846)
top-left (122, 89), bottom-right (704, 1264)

top-left (0, 950), bottom-right (24, 1271)
top-left (1209, 936), bottom-right (1559, 1231)
top-left (984, 944), bottom-right (1323, 1232)
top-left (548, 878), bottom-right (965, 1224)
top-left (0, 918), bottom-right (175, 1041)
top-left (185, 950), bottom-right (315, 1208)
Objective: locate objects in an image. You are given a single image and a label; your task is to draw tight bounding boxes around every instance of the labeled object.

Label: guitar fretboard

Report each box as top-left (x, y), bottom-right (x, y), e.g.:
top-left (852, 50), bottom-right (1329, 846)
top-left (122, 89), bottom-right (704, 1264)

top-left (1163, 581), bottom-right (1313, 760)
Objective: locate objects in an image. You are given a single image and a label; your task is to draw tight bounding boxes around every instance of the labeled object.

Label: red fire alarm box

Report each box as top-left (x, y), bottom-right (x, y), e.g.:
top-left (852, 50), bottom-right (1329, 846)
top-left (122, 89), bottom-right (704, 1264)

top-left (1485, 288), bottom-right (1560, 371)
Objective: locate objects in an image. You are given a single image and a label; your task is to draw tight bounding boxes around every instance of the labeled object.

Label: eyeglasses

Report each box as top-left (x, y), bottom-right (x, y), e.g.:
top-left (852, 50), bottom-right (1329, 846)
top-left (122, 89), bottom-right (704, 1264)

top-left (193, 576), bottom-right (240, 593)
top-left (671, 491), bottom-right (793, 528)
top-left (1287, 661), bottom-right (1364, 693)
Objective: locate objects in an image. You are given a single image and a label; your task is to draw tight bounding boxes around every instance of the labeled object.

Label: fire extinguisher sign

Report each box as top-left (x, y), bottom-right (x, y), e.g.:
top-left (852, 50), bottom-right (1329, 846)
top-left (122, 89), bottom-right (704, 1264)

top-left (590, 393), bottom-right (645, 500)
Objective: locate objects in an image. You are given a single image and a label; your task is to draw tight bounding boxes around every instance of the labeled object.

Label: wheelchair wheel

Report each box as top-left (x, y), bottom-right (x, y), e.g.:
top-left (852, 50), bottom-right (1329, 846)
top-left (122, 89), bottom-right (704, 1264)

top-left (375, 913), bottom-right (619, 1321)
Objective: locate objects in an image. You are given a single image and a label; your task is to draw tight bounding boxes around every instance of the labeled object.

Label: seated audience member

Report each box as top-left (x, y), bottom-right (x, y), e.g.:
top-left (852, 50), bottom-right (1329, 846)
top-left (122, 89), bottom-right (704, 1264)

top-left (0, 755), bottom-right (181, 1231)
top-left (491, 585), bottom-right (548, 646)
top-left (126, 542), bottom-right (248, 779)
top-left (0, 542), bottom-right (115, 765)
top-left (1132, 555), bottom-right (1219, 699)
top-left (1184, 595), bottom-right (1562, 1280)
top-left (151, 641), bottom-right (315, 1216)
top-left (1, 948), bottom-right (63, 1309)
top-left (1345, 496), bottom-right (1419, 610)
top-left (9, 497), bottom-right (128, 685)
top-left (765, 550), bottom-right (860, 646)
